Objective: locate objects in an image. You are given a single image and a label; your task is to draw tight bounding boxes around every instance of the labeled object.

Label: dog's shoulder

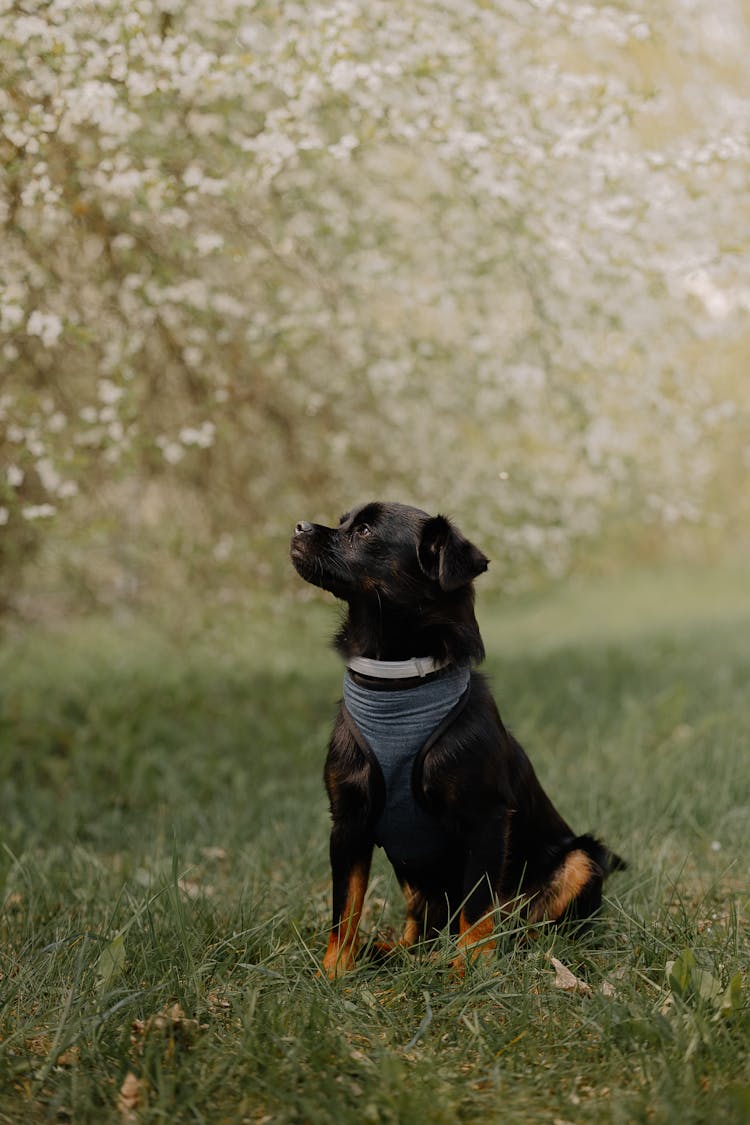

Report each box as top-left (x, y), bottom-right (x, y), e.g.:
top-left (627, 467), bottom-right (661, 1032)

top-left (417, 672), bottom-right (515, 815)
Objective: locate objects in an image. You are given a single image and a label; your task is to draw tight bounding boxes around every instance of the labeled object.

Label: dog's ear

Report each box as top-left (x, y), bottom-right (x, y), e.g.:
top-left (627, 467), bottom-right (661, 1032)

top-left (417, 515), bottom-right (489, 591)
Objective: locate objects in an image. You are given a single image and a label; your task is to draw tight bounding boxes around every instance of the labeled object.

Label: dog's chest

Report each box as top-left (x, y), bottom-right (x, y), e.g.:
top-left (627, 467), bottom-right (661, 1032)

top-left (342, 667), bottom-right (470, 868)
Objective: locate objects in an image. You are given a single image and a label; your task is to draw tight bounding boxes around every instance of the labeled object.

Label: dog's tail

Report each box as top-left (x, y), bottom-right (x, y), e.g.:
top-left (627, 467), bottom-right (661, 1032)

top-left (574, 833), bottom-right (628, 876)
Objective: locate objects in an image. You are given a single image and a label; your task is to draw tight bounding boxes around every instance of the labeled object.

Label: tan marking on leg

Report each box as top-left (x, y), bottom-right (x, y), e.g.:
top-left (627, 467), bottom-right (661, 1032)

top-left (457, 911), bottom-right (495, 949)
top-left (322, 862), bottom-right (369, 978)
top-left (527, 849), bottom-right (593, 924)
top-left (401, 916), bottom-right (421, 947)
top-left (451, 911), bottom-right (496, 976)
top-left (399, 883), bottom-right (425, 948)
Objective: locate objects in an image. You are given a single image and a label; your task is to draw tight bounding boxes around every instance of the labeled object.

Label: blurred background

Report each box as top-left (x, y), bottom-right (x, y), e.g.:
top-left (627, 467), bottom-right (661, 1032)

top-left (1, 0), bottom-right (748, 622)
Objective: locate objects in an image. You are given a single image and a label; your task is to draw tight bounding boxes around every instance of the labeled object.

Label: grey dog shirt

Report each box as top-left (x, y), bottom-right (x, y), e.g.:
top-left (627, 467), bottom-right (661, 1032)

top-left (342, 664), bottom-right (471, 869)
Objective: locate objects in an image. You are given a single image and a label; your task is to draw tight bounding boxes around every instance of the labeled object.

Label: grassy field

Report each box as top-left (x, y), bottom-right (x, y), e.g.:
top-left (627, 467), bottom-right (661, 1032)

top-left (1, 566), bottom-right (749, 1123)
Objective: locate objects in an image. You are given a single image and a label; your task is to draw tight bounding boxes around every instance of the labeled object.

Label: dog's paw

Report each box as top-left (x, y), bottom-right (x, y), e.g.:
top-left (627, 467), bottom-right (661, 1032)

top-left (451, 915), bottom-right (497, 978)
top-left (449, 952), bottom-right (468, 979)
top-left (450, 942), bottom-right (497, 979)
top-left (367, 940), bottom-right (397, 962)
top-left (322, 942), bottom-right (358, 979)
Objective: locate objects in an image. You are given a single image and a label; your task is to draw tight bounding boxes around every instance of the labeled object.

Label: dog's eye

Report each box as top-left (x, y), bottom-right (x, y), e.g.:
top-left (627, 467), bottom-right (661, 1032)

top-left (358, 524), bottom-right (372, 537)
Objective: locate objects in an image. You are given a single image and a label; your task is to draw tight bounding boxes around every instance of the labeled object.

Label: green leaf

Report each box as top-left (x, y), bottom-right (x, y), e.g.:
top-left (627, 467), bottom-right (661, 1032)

top-left (694, 968), bottom-right (722, 1004)
top-left (666, 948), bottom-right (695, 998)
top-left (97, 933), bottom-right (126, 991)
top-left (729, 1086), bottom-right (750, 1116)
top-left (716, 972), bottom-right (743, 1020)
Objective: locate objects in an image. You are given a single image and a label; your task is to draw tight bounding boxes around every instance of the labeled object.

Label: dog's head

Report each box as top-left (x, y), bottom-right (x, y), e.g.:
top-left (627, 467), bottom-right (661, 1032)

top-left (290, 501), bottom-right (489, 605)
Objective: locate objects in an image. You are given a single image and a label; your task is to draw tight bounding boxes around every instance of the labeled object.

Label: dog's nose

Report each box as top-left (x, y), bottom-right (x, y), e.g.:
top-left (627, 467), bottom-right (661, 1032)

top-left (294, 521), bottom-right (314, 535)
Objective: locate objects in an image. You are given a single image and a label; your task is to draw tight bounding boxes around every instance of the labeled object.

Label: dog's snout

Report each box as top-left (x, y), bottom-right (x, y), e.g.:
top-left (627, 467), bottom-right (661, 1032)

top-left (294, 520), bottom-right (314, 535)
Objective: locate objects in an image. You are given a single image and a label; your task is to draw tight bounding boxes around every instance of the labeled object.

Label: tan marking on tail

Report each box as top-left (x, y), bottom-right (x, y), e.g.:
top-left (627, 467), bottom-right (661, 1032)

top-left (527, 849), bottom-right (594, 924)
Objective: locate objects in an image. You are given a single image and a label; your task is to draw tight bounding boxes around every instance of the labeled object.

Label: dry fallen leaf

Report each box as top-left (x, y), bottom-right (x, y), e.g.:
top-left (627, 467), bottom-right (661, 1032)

top-left (24, 1035), bottom-right (52, 1057)
top-left (206, 990), bottom-right (232, 1014)
top-left (117, 1071), bottom-right (143, 1122)
top-left (56, 1047), bottom-right (80, 1067)
top-left (549, 955), bottom-right (592, 995)
top-left (178, 878), bottom-right (215, 899)
top-left (130, 1002), bottom-right (200, 1054)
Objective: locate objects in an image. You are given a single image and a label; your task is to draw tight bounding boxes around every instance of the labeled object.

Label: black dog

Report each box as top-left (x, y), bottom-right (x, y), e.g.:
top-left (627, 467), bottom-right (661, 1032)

top-left (290, 502), bottom-right (623, 977)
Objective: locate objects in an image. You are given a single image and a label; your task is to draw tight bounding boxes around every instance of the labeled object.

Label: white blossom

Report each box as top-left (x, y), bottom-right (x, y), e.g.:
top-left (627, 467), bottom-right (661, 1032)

top-left (1, 304), bottom-right (24, 332)
top-left (26, 310), bottom-right (63, 347)
top-left (179, 422), bottom-right (215, 448)
top-left (22, 504), bottom-right (57, 520)
top-left (98, 379), bottom-right (124, 405)
top-left (35, 459), bottom-right (62, 493)
top-left (194, 232), bottom-right (224, 255)
top-left (156, 437), bottom-right (185, 464)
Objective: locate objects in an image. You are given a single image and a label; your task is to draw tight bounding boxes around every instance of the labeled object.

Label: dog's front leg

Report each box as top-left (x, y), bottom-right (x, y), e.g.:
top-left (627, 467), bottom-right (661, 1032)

top-left (323, 825), bottom-right (374, 978)
top-left (453, 810), bottom-right (509, 971)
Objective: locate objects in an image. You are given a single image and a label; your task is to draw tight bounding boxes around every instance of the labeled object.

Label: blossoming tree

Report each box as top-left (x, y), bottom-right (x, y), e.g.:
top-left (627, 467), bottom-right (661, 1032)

top-left (1, 0), bottom-right (748, 607)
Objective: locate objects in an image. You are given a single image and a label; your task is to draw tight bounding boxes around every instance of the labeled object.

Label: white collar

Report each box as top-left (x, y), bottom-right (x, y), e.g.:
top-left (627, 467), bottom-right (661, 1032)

top-left (346, 655), bottom-right (451, 680)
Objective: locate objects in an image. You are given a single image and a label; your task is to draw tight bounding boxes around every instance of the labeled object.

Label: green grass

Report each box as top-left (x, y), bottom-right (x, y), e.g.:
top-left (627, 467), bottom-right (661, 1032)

top-left (1, 567), bottom-right (750, 1123)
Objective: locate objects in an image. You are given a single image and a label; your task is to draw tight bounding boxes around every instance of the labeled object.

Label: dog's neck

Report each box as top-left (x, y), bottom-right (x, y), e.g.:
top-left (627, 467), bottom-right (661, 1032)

top-left (333, 593), bottom-right (485, 666)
